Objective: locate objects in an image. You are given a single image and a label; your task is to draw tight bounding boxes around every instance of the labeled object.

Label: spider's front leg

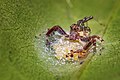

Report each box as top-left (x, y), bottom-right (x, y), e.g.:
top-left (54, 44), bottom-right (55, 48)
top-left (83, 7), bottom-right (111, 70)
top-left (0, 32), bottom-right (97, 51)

top-left (89, 35), bottom-right (104, 52)
top-left (64, 35), bottom-right (104, 60)
top-left (77, 16), bottom-right (93, 26)
top-left (46, 25), bottom-right (68, 46)
top-left (64, 39), bottom-right (97, 60)
top-left (75, 36), bottom-right (103, 57)
top-left (46, 25), bottom-right (68, 37)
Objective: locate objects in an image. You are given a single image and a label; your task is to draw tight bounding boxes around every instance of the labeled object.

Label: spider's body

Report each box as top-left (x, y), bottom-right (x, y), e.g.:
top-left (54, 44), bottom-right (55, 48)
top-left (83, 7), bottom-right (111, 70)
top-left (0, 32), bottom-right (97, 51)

top-left (46, 16), bottom-right (103, 61)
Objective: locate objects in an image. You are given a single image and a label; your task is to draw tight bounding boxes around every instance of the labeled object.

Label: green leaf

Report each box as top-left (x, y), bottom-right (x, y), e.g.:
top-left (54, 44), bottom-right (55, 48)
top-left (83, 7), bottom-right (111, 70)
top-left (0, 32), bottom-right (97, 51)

top-left (0, 0), bottom-right (120, 80)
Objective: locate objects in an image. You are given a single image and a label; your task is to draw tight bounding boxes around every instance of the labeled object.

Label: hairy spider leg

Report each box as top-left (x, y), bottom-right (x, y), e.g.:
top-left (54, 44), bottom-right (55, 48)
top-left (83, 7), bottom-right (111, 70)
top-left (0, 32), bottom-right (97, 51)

top-left (77, 16), bottom-right (93, 26)
top-left (65, 35), bottom-right (104, 59)
top-left (64, 39), bottom-right (96, 60)
top-left (83, 35), bottom-right (104, 52)
top-left (46, 25), bottom-right (68, 46)
top-left (46, 25), bottom-right (68, 37)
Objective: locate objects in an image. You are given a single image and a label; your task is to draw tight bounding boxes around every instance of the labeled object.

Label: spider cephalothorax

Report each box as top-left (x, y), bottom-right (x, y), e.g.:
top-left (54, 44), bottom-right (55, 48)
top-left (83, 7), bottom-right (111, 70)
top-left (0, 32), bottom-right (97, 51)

top-left (45, 16), bottom-right (103, 61)
top-left (69, 23), bottom-right (91, 41)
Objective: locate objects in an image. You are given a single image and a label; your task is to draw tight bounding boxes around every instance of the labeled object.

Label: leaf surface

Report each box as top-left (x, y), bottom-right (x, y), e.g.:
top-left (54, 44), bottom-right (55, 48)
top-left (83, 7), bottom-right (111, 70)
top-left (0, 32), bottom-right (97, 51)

top-left (0, 0), bottom-right (120, 80)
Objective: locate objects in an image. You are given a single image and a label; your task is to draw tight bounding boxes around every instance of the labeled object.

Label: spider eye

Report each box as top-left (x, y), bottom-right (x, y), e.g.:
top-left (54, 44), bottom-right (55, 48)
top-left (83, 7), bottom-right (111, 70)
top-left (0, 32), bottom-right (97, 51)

top-left (74, 28), bottom-right (76, 30)
top-left (77, 27), bottom-right (79, 30)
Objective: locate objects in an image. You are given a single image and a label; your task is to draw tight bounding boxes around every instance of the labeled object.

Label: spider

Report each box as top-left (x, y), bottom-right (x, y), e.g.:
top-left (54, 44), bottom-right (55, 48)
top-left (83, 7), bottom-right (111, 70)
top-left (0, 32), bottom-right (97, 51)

top-left (45, 16), bottom-right (104, 61)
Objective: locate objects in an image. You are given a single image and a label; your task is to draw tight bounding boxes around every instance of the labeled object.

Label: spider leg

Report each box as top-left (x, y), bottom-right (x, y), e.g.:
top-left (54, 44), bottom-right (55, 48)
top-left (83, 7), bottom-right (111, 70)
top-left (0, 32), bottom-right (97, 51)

top-left (64, 38), bottom-right (96, 60)
top-left (65, 35), bottom-right (104, 59)
top-left (90, 35), bottom-right (104, 53)
top-left (77, 16), bottom-right (93, 26)
top-left (83, 35), bottom-right (104, 50)
top-left (83, 35), bottom-right (104, 53)
top-left (46, 25), bottom-right (68, 37)
top-left (74, 38), bottom-right (96, 58)
top-left (64, 40), bottom-right (93, 60)
top-left (93, 41), bottom-right (97, 52)
top-left (46, 25), bottom-right (68, 47)
top-left (83, 38), bottom-right (96, 51)
top-left (90, 35), bottom-right (104, 42)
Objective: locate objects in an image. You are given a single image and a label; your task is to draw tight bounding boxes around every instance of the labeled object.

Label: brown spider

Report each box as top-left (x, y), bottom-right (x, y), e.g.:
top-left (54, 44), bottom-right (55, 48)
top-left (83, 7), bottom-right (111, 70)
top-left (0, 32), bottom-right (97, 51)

top-left (45, 16), bottom-right (104, 61)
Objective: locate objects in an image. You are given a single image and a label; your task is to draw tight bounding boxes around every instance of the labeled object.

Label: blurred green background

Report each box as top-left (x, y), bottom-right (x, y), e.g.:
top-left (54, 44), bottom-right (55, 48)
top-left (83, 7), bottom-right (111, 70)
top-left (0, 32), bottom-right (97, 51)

top-left (0, 0), bottom-right (120, 80)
